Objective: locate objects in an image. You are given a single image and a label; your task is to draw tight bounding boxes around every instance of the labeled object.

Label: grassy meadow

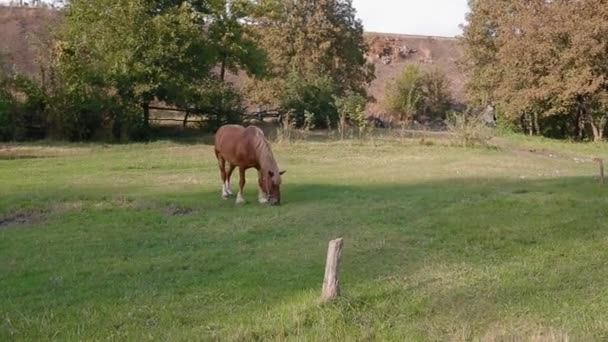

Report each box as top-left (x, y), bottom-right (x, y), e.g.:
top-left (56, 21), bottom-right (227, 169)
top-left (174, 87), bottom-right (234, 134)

top-left (2, 131), bottom-right (608, 341)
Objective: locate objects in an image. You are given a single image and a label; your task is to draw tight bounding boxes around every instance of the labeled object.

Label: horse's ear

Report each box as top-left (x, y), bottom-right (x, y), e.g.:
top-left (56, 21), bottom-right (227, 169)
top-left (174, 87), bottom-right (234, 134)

top-left (279, 170), bottom-right (286, 175)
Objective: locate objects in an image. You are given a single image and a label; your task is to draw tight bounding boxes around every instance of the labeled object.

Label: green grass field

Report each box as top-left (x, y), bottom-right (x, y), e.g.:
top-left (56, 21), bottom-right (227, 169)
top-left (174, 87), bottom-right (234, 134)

top-left (2, 133), bottom-right (608, 341)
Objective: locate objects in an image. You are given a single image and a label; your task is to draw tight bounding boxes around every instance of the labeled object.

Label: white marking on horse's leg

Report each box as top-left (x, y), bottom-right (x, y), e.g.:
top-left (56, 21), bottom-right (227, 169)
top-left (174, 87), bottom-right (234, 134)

top-left (236, 192), bottom-right (246, 204)
top-left (225, 181), bottom-right (233, 195)
top-left (258, 191), bottom-right (268, 204)
top-left (222, 183), bottom-right (230, 199)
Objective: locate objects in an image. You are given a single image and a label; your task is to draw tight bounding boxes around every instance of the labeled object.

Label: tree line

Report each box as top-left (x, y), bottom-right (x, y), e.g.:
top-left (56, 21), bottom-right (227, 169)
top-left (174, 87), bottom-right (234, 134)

top-left (3, 0), bottom-right (607, 143)
top-left (461, 0), bottom-right (608, 142)
top-left (0, 0), bottom-right (375, 141)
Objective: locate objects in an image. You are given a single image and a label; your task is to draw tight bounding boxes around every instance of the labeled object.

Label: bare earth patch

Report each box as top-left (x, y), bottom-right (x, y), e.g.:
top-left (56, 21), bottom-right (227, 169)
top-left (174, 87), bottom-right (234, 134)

top-left (0, 209), bottom-right (49, 229)
top-left (162, 204), bottom-right (196, 217)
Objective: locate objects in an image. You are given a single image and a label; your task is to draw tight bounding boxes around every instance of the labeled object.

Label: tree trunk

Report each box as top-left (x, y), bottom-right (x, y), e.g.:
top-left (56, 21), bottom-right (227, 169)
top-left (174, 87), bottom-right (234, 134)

top-left (574, 109), bottom-right (582, 141)
top-left (112, 114), bottom-right (122, 141)
top-left (526, 113), bottom-right (533, 136)
top-left (589, 116), bottom-right (607, 142)
top-left (533, 112), bottom-right (540, 136)
top-left (220, 53), bottom-right (227, 82)
top-left (142, 102), bottom-right (150, 128)
top-left (590, 122), bottom-right (601, 142)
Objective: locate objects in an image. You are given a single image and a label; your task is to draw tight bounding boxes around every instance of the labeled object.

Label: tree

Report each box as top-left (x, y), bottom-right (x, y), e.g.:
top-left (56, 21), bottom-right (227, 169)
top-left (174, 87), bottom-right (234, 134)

top-left (54, 0), bottom-right (216, 131)
top-left (246, 0), bottom-right (375, 127)
top-left (206, 0), bottom-right (267, 82)
top-left (385, 64), bottom-right (423, 122)
top-left (461, 0), bottom-right (608, 141)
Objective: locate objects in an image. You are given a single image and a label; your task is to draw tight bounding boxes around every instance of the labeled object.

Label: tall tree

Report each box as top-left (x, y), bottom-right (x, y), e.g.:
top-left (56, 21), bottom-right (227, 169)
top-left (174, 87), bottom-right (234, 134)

top-left (55, 0), bottom-right (216, 128)
top-left (206, 0), bottom-right (267, 82)
top-left (248, 0), bottom-right (374, 106)
top-left (462, 0), bottom-right (608, 141)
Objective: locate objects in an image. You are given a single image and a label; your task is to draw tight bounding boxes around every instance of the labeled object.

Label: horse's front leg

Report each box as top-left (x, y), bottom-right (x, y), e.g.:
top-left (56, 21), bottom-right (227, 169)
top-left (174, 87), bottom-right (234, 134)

top-left (236, 167), bottom-right (246, 204)
top-left (257, 169), bottom-right (268, 204)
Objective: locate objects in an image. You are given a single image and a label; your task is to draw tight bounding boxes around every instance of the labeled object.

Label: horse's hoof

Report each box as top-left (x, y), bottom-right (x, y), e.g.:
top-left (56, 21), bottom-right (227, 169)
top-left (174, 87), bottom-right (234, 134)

top-left (235, 198), bottom-right (246, 205)
top-left (222, 194), bottom-right (231, 199)
top-left (258, 197), bottom-right (268, 204)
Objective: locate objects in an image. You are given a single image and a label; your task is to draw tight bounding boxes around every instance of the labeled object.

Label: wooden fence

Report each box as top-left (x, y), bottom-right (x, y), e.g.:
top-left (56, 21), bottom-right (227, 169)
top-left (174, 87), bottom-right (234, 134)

top-left (148, 105), bottom-right (282, 127)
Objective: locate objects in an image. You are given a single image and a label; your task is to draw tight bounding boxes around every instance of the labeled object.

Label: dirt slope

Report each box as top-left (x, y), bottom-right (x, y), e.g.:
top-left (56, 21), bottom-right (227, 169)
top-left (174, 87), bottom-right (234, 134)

top-left (0, 7), bottom-right (466, 115)
top-left (363, 32), bottom-right (465, 116)
top-left (0, 6), bottom-right (60, 77)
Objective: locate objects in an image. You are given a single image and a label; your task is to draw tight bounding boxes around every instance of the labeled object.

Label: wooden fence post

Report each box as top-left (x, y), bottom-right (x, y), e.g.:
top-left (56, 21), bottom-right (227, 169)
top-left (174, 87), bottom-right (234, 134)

top-left (594, 158), bottom-right (605, 185)
top-left (321, 238), bottom-right (344, 303)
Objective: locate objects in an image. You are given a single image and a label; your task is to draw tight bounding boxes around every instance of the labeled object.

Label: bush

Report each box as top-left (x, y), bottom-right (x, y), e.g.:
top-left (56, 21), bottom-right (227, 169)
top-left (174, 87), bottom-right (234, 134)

top-left (385, 65), bottom-right (453, 123)
top-left (445, 110), bottom-right (494, 147)
top-left (385, 65), bottom-right (424, 122)
top-left (46, 84), bottom-right (115, 141)
top-left (280, 72), bottom-right (338, 129)
top-left (188, 82), bottom-right (244, 133)
top-left (0, 75), bottom-right (47, 141)
top-left (420, 68), bottom-right (452, 120)
top-left (0, 87), bottom-right (15, 141)
top-left (334, 93), bottom-right (368, 139)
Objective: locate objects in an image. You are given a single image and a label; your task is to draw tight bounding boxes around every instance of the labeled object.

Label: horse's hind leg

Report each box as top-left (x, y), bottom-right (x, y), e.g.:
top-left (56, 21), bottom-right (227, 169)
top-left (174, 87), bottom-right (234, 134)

top-left (225, 164), bottom-right (236, 196)
top-left (216, 152), bottom-right (231, 199)
top-left (236, 166), bottom-right (246, 204)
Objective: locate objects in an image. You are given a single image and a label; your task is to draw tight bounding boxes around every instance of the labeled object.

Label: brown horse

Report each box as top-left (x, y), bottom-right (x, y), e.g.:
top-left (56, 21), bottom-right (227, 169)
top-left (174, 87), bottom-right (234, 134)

top-left (214, 124), bottom-right (285, 205)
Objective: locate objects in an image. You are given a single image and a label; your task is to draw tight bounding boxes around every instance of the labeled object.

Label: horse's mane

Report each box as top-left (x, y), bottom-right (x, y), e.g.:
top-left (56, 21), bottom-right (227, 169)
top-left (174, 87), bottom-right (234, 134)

top-left (250, 127), bottom-right (280, 176)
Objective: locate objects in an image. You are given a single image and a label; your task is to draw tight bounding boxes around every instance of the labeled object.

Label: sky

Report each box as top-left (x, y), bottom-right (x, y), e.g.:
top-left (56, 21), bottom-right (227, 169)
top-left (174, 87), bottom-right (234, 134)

top-left (352, 0), bottom-right (470, 37)
top-left (0, 0), bottom-right (471, 37)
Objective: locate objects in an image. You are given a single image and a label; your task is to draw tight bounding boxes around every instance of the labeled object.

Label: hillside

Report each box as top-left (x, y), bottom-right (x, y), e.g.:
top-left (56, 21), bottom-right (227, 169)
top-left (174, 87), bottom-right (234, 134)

top-left (0, 6), bottom-right (60, 77)
top-left (363, 32), bottom-right (465, 115)
top-left (0, 6), bottom-right (466, 116)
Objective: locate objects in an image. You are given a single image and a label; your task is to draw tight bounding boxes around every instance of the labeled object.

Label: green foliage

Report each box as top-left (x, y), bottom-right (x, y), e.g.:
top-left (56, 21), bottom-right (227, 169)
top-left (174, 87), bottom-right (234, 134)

top-left (248, 0), bottom-right (374, 121)
top-left (334, 92), bottom-right (367, 139)
top-left (420, 67), bottom-right (452, 120)
top-left (191, 81), bottom-right (245, 132)
top-left (0, 75), bottom-right (47, 141)
top-left (280, 71), bottom-right (338, 128)
top-left (207, 0), bottom-right (268, 81)
top-left (52, 0), bottom-right (217, 136)
top-left (386, 65), bottom-right (453, 123)
top-left (44, 79), bottom-right (111, 141)
top-left (385, 65), bottom-right (424, 122)
top-left (0, 81), bottom-right (15, 141)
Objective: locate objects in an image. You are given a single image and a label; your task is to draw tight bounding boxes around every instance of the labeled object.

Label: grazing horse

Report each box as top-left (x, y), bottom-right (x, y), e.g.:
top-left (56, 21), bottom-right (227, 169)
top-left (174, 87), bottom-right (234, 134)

top-left (214, 124), bottom-right (285, 205)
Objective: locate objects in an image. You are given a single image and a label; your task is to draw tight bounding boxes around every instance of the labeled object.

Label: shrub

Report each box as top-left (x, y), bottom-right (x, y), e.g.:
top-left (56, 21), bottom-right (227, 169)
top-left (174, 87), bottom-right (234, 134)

top-left (45, 84), bottom-right (114, 141)
top-left (281, 72), bottom-right (338, 129)
top-left (420, 68), bottom-right (452, 120)
top-left (445, 110), bottom-right (494, 147)
top-left (0, 75), bottom-right (47, 141)
top-left (385, 65), bottom-right (453, 123)
top-left (385, 65), bottom-right (424, 122)
top-left (334, 93), bottom-right (368, 139)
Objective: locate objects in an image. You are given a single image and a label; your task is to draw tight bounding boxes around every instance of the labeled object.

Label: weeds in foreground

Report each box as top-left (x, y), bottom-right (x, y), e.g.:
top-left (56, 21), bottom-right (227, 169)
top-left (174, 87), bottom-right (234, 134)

top-left (446, 110), bottom-right (494, 147)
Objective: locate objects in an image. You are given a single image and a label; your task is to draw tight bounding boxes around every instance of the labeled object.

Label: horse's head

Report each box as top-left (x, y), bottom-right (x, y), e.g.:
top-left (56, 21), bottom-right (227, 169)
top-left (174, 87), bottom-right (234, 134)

top-left (263, 170), bottom-right (286, 205)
